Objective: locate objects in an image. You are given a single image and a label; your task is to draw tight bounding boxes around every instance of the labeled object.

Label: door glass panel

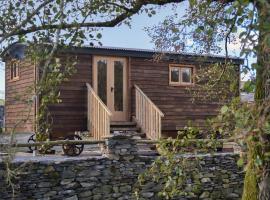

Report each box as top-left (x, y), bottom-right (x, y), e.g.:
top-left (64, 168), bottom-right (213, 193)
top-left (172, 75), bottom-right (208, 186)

top-left (114, 61), bottom-right (124, 111)
top-left (97, 60), bottom-right (107, 105)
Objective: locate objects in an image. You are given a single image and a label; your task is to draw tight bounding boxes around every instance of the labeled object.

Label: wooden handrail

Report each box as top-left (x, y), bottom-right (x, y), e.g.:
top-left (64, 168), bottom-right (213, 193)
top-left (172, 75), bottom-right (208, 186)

top-left (86, 83), bottom-right (112, 140)
top-left (134, 85), bottom-right (164, 140)
top-left (134, 85), bottom-right (164, 116)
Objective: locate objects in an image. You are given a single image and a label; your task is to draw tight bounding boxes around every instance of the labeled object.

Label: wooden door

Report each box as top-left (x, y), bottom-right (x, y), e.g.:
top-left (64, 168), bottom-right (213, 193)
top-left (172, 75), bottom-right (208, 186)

top-left (93, 56), bottom-right (128, 121)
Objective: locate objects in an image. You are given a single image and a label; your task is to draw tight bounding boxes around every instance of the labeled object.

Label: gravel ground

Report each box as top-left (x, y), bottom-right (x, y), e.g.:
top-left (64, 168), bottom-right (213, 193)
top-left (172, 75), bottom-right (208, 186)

top-left (0, 133), bottom-right (102, 157)
top-left (0, 132), bottom-right (32, 143)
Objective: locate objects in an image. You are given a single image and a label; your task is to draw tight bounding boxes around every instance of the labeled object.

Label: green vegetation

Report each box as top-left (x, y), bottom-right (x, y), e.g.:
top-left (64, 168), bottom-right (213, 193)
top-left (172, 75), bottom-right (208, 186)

top-left (147, 1), bottom-right (270, 199)
top-left (0, 0), bottom-right (270, 199)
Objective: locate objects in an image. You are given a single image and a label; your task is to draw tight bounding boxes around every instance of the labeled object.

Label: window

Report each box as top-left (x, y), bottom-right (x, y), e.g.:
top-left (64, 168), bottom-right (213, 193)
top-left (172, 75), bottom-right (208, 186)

top-left (10, 61), bottom-right (19, 80)
top-left (169, 65), bottom-right (194, 85)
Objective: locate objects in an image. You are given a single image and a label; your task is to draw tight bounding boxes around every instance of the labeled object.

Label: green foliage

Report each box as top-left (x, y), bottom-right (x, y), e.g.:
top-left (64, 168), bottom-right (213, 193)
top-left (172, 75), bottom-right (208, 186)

top-left (209, 98), bottom-right (270, 200)
top-left (135, 126), bottom-right (220, 199)
top-left (135, 97), bottom-right (270, 199)
top-left (148, 0), bottom-right (270, 197)
top-left (210, 97), bottom-right (256, 137)
top-left (189, 62), bottom-right (239, 103)
top-left (34, 52), bottom-right (77, 142)
top-left (242, 162), bottom-right (259, 200)
top-left (242, 80), bottom-right (256, 93)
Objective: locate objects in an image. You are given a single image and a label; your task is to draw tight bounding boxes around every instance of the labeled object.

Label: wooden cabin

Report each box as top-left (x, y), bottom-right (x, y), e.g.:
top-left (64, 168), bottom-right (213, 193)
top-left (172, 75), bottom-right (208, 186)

top-left (3, 44), bottom-right (243, 140)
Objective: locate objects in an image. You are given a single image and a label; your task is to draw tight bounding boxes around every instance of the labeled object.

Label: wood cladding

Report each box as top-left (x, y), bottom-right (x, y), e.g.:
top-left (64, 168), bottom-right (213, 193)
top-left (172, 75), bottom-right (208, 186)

top-left (5, 59), bottom-right (36, 133)
top-left (5, 51), bottom-right (237, 138)
top-left (48, 54), bottom-right (92, 138)
top-left (129, 57), bottom-right (230, 131)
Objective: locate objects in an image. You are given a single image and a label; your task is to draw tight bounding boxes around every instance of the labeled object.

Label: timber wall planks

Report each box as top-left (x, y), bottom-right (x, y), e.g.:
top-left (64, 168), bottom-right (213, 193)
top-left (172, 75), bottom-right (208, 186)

top-left (5, 59), bottom-right (36, 133)
top-left (5, 52), bottom-right (236, 138)
top-left (48, 54), bottom-right (92, 138)
top-left (129, 57), bottom-right (227, 132)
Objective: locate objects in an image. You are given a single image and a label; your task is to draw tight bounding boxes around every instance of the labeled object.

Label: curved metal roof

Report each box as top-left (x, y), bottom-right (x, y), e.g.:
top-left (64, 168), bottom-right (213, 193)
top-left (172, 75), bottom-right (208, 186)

top-left (2, 43), bottom-right (244, 64)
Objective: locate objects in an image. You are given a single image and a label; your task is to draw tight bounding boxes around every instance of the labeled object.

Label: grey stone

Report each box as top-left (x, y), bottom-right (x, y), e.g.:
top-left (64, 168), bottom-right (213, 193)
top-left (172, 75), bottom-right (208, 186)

top-left (199, 191), bottom-right (210, 198)
top-left (226, 193), bottom-right (239, 198)
top-left (44, 191), bottom-right (57, 197)
top-left (38, 182), bottom-right (53, 188)
top-left (93, 194), bottom-right (102, 200)
top-left (141, 192), bottom-right (154, 198)
top-left (119, 185), bottom-right (132, 193)
top-left (80, 182), bottom-right (95, 188)
top-left (64, 195), bottom-right (78, 200)
top-left (201, 178), bottom-right (211, 183)
top-left (0, 137), bottom-right (244, 200)
top-left (79, 191), bottom-right (92, 197)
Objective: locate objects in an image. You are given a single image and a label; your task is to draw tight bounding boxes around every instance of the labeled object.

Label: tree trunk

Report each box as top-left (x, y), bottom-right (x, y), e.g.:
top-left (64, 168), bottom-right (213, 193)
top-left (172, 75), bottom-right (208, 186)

top-left (256, 2), bottom-right (270, 200)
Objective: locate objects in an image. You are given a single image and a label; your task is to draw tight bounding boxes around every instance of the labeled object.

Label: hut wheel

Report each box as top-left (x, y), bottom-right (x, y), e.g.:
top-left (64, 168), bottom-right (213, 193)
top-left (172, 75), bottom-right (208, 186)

top-left (27, 134), bottom-right (36, 152)
top-left (62, 134), bottom-right (84, 156)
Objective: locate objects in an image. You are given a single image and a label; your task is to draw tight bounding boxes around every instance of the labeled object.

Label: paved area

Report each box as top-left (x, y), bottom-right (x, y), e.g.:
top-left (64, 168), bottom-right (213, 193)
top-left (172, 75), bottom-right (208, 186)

top-left (0, 133), bottom-right (103, 158)
top-left (0, 132), bottom-right (32, 143)
top-left (0, 133), bottom-right (157, 162)
top-left (0, 132), bottom-right (33, 152)
top-left (0, 151), bottom-right (103, 163)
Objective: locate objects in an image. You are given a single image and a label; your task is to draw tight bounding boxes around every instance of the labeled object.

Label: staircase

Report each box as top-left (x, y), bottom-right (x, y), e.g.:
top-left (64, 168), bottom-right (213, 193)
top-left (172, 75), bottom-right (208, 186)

top-left (110, 121), bottom-right (144, 137)
top-left (110, 121), bottom-right (158, 156)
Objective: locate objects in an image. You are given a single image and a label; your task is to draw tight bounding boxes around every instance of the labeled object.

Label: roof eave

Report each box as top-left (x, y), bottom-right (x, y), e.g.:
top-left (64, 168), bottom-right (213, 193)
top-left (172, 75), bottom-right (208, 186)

top-left (64, 46), bottom-right (244, 65)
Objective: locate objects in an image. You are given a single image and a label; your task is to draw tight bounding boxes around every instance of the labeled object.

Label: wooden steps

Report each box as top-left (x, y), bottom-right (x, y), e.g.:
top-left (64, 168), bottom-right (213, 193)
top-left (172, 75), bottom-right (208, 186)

top-left (109, 121), bottom-right (159, 155)
top-left (110, 127), bottom-right (141, 132)
top-left (110, 121), bottom-right (141, 134)
top-left (110, 121), bottom-right (137, 126)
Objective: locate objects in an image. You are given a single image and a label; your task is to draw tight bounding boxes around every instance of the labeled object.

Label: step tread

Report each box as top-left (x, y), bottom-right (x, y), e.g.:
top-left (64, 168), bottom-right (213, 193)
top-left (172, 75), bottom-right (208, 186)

top-left (110, 121), bottom-right (137, 126)
top-left (110, 127), bottom-right (140, 131)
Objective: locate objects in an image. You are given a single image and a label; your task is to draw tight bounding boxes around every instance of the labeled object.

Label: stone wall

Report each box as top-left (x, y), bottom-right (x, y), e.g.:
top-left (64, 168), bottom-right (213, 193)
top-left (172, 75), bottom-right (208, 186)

top-left (0, 135), bottom-right (243, 200)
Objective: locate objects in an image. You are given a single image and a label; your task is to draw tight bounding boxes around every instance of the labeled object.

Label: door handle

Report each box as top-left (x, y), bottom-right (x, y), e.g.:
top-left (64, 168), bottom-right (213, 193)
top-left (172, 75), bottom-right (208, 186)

top-left (111, 87), bottom-right (114, 92)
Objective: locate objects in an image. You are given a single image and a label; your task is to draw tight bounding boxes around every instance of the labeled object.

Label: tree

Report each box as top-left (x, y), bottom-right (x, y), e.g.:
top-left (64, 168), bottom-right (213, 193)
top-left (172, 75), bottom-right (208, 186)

top-left (0, 0), bottom-right (187, 192)
top-left (146, 1), bottom-right (270, 199)
top-left (0, 0), bottom-right (269, 199)
top-left (0, 0), bottom-right (187, 141)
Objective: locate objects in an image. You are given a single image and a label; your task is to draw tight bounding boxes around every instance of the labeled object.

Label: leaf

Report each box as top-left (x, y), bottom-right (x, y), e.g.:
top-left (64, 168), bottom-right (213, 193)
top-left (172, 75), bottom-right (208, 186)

top-left (237, 158), bottom-right (244, 167)
top-left (96, 33), bottom-right (102, 39)
top-left (221, 106), bottom-right (229, 114)
top-left (255, 156), bottom-right (263, 167)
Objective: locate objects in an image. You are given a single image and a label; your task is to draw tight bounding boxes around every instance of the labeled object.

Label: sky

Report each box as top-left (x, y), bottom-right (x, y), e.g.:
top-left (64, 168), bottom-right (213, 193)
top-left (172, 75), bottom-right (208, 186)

top-left (0, 2), bottom-right (251, 99)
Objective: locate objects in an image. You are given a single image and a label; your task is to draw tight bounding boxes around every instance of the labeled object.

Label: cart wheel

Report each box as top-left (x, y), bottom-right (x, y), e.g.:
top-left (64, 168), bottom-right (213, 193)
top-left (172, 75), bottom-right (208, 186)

top-left (27, 134), bottom-right (36, 152)
top-left (62, 135), bottom-right (84, 156)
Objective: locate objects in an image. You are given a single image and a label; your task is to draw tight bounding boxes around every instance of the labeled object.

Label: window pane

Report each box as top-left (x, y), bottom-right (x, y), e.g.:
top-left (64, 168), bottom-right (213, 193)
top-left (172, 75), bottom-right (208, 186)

top-left (170, 68), bottom-right (179, 82)
top-left (14, 63), bottom-right (17, 78)
top-left (182, 68), bottom-right (192, 83)
top-left (10, 63), bottom-right (14, 79)
top-left (114, 61), bottom-right (124, 111)
top-left (97, 60), bottom-right (107, 105)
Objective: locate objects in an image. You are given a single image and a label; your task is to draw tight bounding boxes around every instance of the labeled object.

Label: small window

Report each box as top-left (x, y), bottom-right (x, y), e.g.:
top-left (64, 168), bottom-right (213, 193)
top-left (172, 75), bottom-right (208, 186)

top-left (10, 61), bottom-right (19, 80)
top-left (181, 68), bottom-right (192, 83)
top-left (169, 65), bottom-right (194, 85)
top-left (170, 67), bottom-right (180, 83)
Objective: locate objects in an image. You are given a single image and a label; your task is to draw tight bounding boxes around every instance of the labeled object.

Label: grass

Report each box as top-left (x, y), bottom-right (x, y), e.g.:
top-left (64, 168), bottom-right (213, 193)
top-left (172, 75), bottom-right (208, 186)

top-left (0, 99), bottom-right (4, 105)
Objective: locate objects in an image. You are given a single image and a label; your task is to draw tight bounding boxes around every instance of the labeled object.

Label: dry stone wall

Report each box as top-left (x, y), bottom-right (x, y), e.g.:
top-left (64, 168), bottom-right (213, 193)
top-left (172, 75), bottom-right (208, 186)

top-left (0, 135), bottom-right (243, 200)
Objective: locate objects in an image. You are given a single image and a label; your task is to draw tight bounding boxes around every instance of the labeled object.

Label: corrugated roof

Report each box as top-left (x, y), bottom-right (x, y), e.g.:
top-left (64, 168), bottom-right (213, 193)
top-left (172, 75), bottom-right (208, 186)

top-left (70, 45), bottom-right (244, 64)
top-left (85, 45), bottom-right (242, 60)
top-left (2, 43), bottom-right (244, 64)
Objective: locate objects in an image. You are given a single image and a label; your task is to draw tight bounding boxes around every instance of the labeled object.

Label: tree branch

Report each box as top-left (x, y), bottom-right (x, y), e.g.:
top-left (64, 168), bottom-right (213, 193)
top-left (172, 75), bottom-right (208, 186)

top-left (0, 0), bottom-right (54, 43)
top-left (0, 0), bottom-right (185, 39)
